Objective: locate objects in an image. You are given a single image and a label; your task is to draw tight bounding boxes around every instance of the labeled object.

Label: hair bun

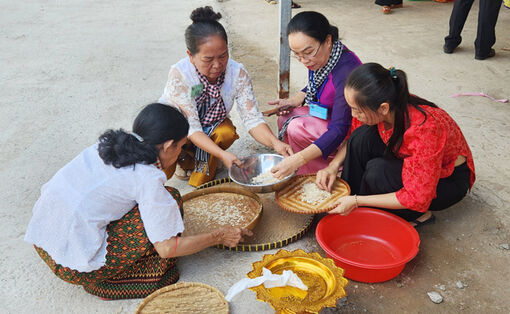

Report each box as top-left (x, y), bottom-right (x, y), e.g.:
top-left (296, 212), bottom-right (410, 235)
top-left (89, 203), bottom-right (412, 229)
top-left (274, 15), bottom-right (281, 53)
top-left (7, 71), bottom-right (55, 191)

top-left (190, 6), bottom-right (222, 23)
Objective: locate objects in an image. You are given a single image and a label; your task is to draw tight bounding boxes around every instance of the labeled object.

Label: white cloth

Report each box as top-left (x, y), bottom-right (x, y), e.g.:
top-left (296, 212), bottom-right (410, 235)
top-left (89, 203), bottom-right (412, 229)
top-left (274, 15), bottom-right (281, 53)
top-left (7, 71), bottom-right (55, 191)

top-left (24, 144), bottom-right (184, 272)
top-left (159, 57), bottom-right (265, 136)
top-left (225, 267), bottom-right (308, 302)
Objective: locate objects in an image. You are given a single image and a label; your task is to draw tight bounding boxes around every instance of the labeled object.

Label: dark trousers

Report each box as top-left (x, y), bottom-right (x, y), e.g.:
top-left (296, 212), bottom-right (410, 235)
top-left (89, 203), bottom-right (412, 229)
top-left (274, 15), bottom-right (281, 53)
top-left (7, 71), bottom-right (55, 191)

top-left (444, 0), bottom-right (502, 57)
top-left (375, 0), bottom-right (402, 6)
top-left (341, 125), bottom-right (471, 221)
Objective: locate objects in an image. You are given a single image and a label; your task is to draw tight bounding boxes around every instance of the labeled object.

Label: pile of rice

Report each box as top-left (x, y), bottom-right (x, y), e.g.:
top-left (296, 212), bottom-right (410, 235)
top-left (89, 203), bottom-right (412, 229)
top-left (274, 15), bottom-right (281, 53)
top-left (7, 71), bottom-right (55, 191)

top-left (251, 171), bottom-right (279, 185)
top-left (298, 182), bottom-right (332, 205)
top-left (183, 193), bottom-right (260, 235)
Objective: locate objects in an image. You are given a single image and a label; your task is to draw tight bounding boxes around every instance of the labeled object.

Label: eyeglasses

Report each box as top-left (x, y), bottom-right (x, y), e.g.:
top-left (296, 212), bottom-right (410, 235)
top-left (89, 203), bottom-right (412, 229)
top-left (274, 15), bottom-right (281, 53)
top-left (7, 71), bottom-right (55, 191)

top-left (291, 42), bottom-right (322, 61)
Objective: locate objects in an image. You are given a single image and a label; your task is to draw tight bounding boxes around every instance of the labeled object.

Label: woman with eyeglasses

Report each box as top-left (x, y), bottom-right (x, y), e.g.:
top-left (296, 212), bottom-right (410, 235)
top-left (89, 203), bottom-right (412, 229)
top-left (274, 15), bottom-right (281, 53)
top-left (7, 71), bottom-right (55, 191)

top-left (269, 11), bottom-right (362, 179)
top-left (159, 6), bottom-right (292, 187)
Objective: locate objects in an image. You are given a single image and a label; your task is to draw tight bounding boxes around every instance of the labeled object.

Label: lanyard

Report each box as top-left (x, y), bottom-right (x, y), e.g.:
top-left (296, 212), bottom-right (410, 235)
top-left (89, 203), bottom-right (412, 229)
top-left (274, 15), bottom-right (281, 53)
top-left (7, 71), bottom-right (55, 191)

top-left (309, 71), bottom-right (329, 101)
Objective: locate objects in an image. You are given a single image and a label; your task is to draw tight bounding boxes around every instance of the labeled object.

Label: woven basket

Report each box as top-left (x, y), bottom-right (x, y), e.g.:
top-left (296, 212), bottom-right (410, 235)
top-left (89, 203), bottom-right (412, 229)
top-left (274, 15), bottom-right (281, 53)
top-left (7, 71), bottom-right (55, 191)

top-left (135, 282), bottom-right (229, 314)
top-left (197, 178), bottom-right (314, 252)
top-left (275, 174), bottom-right (350, 214)
top-left (181, 185), bottom-right (262, 236)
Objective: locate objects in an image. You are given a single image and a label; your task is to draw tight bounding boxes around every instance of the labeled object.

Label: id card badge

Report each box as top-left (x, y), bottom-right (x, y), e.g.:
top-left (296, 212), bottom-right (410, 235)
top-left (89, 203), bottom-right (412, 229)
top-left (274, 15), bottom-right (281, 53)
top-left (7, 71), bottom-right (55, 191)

top-left (309, 101), bottom-right (329, 120)
top-left (191, 83), bottom-right (204, 98)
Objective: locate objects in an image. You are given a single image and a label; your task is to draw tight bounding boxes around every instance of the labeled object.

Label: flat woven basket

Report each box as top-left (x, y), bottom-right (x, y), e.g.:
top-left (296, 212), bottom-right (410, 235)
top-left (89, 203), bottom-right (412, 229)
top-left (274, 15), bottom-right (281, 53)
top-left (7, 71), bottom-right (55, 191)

top-left (135, 282), bottom-right (229, 314)
top-left (275, 174), bottom-right (351, 214)
top-left (181, 185), bottom-right (262, 236)
top-left (197, 178), bottom-right (314, 251)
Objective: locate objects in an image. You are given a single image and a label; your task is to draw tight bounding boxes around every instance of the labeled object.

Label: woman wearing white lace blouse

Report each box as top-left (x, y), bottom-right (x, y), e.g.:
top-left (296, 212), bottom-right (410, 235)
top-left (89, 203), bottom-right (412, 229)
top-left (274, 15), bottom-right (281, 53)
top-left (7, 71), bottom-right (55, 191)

top-left (159, 6), bottom-right (292, 187)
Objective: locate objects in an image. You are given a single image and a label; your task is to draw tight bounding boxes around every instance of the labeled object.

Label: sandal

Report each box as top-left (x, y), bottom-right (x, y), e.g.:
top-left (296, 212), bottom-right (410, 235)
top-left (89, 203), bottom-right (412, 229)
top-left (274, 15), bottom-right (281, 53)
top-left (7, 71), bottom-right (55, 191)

top-left (382, 6), bottom-right (391, 14)
top-left (411, 214), bottom-right (436, 228)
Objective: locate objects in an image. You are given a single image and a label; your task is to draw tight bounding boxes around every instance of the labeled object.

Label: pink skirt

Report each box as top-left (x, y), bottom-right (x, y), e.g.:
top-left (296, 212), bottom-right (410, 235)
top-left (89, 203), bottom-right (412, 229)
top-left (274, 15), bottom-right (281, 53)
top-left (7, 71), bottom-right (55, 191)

top-left (277, 106), bottom-right (337, 174)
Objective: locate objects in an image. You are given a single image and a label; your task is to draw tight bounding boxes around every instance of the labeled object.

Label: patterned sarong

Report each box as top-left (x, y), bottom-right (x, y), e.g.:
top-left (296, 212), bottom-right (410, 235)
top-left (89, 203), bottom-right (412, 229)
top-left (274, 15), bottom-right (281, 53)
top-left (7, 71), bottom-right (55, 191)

top-left (34, 187), bottom-right (183, 300)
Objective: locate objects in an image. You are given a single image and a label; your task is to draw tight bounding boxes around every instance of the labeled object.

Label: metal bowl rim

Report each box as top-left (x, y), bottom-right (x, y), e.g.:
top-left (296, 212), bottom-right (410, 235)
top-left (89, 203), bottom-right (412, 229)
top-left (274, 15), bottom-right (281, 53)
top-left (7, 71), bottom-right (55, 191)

top-left (228, 153), bottom-right (295, 187)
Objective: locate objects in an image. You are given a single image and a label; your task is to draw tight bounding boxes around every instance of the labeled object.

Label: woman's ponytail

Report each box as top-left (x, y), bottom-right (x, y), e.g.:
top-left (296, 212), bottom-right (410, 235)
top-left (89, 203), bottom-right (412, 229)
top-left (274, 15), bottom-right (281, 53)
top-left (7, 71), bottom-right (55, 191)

top-left (98, 129), bottom-right (158, 168)
top-left (385, 68), bottom-right (410, 155)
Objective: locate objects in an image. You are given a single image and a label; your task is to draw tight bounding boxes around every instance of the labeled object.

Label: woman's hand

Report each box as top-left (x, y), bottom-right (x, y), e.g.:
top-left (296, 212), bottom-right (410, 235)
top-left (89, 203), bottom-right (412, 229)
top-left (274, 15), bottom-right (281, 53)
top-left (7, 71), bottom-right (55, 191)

top-left (271, 154), bottom-right (303, 179)
top-left (220, 151), bottom-right (242, 169)
top-left (267, 99), bottom-right (299, 116)
top-left (273, 140), bottom-right (294, 157)
top-left (215, 226), bottom-right (253, 248)
top-left (316, 165), bottom-right (339, 192)
top-left (328, 195), bottom-right (358, 216)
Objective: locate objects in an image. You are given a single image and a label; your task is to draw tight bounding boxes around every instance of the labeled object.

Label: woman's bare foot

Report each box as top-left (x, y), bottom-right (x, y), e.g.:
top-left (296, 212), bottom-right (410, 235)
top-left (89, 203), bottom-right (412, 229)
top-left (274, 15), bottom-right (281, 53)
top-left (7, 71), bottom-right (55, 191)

top-left (174, 164), bottom-right (191, 180)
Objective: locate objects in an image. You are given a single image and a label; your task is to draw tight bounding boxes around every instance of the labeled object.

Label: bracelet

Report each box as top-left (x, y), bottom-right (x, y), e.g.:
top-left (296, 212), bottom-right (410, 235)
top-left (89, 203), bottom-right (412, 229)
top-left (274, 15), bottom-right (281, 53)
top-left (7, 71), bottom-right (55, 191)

top-left (297, 152), bottom-right (307, 165)
top-left (354, 194), bottom-right (359, 208)
top-left (168, 237), bottom-right (178, 258)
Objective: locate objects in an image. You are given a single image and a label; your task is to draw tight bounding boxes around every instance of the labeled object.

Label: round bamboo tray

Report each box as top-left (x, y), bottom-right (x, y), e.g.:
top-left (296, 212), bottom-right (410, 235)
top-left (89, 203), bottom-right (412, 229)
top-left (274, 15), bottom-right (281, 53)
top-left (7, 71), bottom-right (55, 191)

top-left (135, 282), bottom-right (229, 314)
top-left (197, 178), bottom-right (314, 251)
top-left (275, 174), bottom-right (351, 214)
top-left (181, 185), bottom-right (262, 236)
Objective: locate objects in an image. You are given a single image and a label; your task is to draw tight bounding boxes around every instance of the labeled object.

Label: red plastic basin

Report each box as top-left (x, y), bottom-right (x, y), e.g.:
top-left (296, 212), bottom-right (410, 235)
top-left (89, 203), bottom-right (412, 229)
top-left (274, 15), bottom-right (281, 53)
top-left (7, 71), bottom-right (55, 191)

top-left (316, 207), bottom-right (420, 283)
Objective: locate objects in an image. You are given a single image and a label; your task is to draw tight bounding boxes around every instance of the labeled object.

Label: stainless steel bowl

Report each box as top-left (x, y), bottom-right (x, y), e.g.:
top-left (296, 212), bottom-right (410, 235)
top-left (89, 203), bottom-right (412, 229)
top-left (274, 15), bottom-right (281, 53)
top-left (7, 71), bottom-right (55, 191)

top-left (228, 153), bottom-right (295, 193)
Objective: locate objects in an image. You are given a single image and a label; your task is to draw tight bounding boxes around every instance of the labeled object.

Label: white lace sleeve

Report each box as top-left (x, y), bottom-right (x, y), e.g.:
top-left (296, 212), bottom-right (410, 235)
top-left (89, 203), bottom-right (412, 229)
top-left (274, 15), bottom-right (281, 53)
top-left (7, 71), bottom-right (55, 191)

top-left (234, 67), bottom-right (265, 131)
top-left (161, 67), bottom-right (203, 136)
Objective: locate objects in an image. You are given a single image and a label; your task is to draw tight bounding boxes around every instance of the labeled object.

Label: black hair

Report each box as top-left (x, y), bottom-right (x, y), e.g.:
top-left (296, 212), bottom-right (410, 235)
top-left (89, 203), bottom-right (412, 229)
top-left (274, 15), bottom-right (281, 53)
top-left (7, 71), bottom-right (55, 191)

top-left (98, 103), bottom-right (189, 168)
top-left (185, 6), bottom-right (228, 55)
top-left (345, 63), bottom-right (438, 156)
top-left (287, 11), bottom-right (339, 43)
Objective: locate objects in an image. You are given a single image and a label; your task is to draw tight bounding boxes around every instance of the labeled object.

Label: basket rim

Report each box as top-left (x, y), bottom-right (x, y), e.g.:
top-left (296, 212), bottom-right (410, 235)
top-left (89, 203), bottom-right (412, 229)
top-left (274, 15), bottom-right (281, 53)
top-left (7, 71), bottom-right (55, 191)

top-left (315, 208), bottom-right (421, 269)
top-left (182, 185), bottom-right (262, 235)
top-left (275, 174), bottom-right (351, 214)
top-left (228, 153), bottom-right (295, 188)
top-left (135, 281), bottom-right (229, 314)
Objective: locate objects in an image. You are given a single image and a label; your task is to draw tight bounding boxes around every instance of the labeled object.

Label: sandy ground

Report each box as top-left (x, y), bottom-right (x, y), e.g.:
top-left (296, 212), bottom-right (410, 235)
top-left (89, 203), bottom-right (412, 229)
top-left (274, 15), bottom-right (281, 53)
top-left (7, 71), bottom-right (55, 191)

top-left (1, 0), bottom-right (510, 313)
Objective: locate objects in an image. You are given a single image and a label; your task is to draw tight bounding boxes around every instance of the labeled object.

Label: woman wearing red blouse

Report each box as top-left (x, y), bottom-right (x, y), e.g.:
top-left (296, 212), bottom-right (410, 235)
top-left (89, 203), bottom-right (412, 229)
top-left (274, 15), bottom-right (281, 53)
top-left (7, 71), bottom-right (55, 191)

top-left (316, 63), bottom-right (475, 226)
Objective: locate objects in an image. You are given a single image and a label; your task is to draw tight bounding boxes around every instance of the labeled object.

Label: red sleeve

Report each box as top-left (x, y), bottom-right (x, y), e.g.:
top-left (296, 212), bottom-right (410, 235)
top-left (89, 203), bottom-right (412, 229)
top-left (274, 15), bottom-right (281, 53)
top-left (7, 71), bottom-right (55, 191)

top-left (395, 117), bottom-right (447, 212)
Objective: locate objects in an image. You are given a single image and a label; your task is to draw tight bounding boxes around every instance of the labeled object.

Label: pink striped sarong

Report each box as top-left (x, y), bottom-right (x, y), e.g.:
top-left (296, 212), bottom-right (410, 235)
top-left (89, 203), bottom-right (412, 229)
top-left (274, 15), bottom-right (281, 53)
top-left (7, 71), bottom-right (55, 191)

top-left (277, 106), bottom-right (336, 174)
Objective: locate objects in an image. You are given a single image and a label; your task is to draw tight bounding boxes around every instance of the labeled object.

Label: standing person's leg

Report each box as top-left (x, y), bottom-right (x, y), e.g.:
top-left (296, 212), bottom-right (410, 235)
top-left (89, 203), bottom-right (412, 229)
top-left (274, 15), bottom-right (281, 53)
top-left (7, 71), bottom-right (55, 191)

top-left (375, 0), bottom-right (403, 6)
top-left (474, 0), bottom-right (502, 59)
top-left (341, 125), bottom-right (386, 194)
top-left (444, 0), bottom-right (475, 53)
top-left (375, 0), bottom-right (403, 14)
top-left (188, 118), bottom-right (239, 187)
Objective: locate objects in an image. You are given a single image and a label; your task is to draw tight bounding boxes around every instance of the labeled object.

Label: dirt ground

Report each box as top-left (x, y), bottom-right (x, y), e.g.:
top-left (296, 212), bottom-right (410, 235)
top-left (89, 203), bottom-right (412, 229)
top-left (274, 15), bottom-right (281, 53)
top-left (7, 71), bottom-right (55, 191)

top-left (1, 0), bottom-right (509, 313)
